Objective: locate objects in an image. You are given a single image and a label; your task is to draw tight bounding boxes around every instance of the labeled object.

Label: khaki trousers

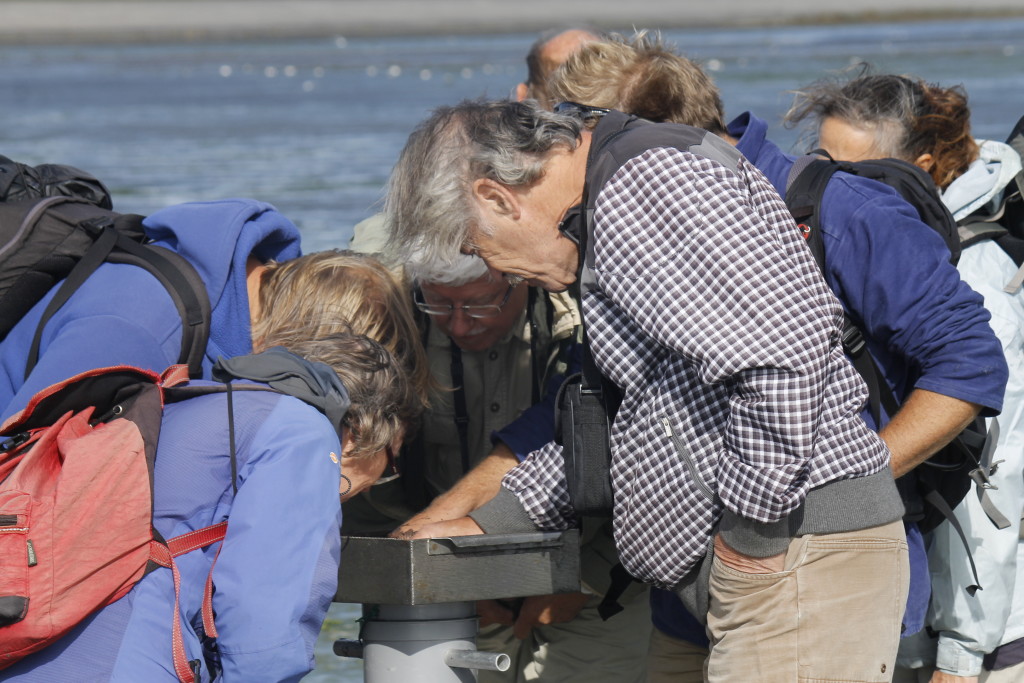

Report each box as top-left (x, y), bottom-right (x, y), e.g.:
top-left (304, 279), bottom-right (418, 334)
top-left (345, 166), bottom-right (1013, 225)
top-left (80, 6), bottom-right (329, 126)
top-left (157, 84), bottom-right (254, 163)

top-left (647, 627), bottom-right (709, 683)
top-left (706, 521), bottom-right (909, 683)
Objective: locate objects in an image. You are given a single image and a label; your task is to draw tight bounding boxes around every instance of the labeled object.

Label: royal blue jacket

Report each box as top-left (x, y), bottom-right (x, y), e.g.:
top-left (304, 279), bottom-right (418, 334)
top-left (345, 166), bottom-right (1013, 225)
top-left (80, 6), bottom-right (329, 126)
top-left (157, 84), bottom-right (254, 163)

top-left (651, 112), bottom-right (1008, 644)
top-left (0, 198), bottom-right (302, 423)
top-left (4, 384), bottom-right (343, 682)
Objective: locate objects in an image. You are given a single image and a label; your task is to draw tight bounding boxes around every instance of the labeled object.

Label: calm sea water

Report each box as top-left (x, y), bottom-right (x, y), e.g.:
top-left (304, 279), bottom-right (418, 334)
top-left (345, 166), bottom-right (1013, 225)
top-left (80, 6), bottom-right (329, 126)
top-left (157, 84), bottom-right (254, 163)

top-left (1, 16), bottom-right (1021, 682)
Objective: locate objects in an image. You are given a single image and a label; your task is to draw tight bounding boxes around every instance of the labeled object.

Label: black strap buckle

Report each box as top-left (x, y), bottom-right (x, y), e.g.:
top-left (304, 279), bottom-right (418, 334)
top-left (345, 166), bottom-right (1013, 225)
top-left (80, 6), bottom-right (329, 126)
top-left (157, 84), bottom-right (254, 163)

top-left (0, 432), bottom-right (30, 453)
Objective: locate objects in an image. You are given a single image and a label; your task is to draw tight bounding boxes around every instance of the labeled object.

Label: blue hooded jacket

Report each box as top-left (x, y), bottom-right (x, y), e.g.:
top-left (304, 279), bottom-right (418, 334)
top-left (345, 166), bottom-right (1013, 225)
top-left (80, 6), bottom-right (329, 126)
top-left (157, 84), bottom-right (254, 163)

top-left (0, 198), bottom-right (301, 422)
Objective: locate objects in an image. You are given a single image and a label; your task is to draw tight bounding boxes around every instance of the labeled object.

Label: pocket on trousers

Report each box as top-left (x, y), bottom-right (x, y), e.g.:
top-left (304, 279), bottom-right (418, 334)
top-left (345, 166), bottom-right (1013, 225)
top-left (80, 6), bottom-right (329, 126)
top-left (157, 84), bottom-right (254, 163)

top-left (0, 491), bottom-right (32, 627)
top-left (795, 528), bottom-right (908, 682)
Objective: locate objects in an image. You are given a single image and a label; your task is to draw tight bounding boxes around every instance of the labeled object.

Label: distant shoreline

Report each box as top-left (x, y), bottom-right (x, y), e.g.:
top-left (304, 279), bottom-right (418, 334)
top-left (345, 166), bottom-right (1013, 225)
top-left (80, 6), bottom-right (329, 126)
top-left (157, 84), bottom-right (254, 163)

top-left (1, 0), bottom-right (1023, 45)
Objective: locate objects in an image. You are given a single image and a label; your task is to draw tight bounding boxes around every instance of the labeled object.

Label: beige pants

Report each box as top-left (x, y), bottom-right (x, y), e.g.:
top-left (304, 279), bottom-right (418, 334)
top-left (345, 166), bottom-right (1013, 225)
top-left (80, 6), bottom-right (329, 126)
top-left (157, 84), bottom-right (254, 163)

top-left (647, 626), bottom-right (709, 683)
top-left (706, 521), bottom-right (909, 683)
top-left (477, 586), bottom-right (652, 683)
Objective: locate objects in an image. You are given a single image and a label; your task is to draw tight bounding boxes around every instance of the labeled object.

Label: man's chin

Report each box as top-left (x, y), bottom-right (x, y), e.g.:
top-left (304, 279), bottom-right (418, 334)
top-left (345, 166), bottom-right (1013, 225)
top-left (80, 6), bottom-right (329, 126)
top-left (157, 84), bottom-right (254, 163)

top-left (452, 335), bottom-right (496, 352)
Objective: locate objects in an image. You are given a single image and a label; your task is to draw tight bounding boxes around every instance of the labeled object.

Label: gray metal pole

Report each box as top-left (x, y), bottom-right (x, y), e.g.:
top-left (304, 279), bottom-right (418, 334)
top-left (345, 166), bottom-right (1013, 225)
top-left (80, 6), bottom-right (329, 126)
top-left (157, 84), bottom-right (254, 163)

top-left (444, 649), bottom-right (510, 672)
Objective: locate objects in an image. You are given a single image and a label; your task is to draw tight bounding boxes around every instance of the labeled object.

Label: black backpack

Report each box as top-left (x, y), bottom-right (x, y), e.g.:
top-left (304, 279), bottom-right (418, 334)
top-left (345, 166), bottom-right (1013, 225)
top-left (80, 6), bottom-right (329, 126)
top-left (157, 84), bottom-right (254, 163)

top-left (784, 152), bottom-right (1010, 594)
top-left (0, 156), bottom-right (211, 379)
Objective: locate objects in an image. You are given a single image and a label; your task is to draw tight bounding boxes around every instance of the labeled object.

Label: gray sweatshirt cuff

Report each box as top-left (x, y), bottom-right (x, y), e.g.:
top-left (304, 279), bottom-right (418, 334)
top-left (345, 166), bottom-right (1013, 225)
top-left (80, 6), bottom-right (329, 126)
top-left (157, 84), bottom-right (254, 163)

top-left (469, 487), bottom-right (541, 534)
top-left (719, 509), bottom-right (794, 557)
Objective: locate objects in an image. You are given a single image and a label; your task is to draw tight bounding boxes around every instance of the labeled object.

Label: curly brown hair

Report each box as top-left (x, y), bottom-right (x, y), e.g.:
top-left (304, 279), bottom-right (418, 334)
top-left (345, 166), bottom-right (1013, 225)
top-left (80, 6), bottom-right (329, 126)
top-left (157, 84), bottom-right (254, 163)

top-left (785, 65), bottom-right (978, 189)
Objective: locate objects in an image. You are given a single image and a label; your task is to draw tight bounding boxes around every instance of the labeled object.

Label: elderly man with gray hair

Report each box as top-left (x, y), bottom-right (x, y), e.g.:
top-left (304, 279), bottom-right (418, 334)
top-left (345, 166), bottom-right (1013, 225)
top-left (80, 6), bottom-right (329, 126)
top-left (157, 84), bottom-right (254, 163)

top-left (385, 98), bottom-right (912, 681)
top-left (346, 223), bottom-right (654, 680)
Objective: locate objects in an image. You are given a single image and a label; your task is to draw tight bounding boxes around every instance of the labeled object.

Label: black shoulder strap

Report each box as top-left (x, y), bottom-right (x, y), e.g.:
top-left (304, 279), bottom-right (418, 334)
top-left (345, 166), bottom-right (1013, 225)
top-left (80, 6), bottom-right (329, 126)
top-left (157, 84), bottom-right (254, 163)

top-left (27, 221), bottom-right (212, 380)
top-left (784, 155), bottom-right (839, 270)
top-left (449, 340), bottom-right (472, 474)
top-left (783, 156), bottom-right (897, 423)
top-left (1008, 114), bottom-right (1024, 147)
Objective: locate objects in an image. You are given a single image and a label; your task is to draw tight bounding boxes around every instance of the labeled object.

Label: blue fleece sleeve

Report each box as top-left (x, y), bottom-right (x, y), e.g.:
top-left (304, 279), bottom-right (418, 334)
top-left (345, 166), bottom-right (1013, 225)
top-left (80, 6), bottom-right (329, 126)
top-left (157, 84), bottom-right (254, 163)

top-left (212, 398), bottom-right (342, 683)
top-left (820, 178), bottom-right (1008, 423)
top-left (492, 342), bottom-right (581, 461)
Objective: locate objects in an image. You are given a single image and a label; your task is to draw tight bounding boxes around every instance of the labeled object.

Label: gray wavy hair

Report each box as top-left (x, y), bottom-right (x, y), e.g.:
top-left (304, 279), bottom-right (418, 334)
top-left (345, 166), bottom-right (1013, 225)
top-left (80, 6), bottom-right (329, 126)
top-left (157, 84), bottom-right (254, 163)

top-left (383, 99), bottom-right (582, 270)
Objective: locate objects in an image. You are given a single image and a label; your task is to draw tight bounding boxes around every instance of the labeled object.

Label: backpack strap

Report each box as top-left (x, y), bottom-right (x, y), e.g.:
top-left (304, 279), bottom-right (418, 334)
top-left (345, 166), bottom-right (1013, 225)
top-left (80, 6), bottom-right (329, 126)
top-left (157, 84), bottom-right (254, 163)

top-left (26, 222), bottom-right (212, 380)
top-left (25, 220), bottom-right (121, 380)
top-left (784, 155), bottom-right (839, 274)
top-left (155, 381), bottom-right (281, 677)
top-left (958, 222), bottom-right (1024, 293)
top-left (961, 418), bottom-right (1012, 530)
top-left (106, 232), bottom-right (211, 379)
top-left (148, 523), bottom-right (229, 683)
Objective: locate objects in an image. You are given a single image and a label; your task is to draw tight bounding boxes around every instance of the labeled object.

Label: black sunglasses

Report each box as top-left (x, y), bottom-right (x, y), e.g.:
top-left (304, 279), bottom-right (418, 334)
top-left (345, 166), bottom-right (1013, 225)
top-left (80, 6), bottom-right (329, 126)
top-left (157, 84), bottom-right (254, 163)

top-left (553, 101), bottom-right (611, 122)
top-left (372, 444), bottom-right (401, 486)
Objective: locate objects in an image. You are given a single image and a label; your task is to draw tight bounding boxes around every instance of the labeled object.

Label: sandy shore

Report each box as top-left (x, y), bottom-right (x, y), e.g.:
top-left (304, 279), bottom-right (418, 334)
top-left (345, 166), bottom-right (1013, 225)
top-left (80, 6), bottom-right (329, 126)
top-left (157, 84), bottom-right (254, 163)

top-left (1, 0), bottom-right (1023, 44)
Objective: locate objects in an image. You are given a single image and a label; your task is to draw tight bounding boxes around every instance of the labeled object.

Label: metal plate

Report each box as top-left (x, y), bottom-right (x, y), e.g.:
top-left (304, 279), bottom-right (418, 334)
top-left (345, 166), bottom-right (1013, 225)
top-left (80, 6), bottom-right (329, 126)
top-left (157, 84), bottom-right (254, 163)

top-left (335, 530), bottom-right (580, 605)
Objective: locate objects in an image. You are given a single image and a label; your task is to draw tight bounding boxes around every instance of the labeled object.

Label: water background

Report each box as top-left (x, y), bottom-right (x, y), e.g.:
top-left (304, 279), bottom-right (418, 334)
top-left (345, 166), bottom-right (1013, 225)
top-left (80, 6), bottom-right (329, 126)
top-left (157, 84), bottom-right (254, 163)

top-left (1, 16), bottom-right (1022, 681)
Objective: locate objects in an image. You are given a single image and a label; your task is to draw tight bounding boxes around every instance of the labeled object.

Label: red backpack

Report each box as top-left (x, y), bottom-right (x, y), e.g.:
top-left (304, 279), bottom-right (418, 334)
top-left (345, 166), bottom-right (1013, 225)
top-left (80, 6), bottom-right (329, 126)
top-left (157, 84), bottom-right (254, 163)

top-left (0, 364), bottom-right (232, 682)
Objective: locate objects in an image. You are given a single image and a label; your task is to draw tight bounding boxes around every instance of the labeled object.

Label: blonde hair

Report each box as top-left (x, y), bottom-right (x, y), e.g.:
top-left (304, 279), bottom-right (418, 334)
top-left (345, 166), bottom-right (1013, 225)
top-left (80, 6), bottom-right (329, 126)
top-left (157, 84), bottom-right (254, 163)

top-left (284, 333), bottom-right (419, 457)
top-left (548, 31), bottom-right (727, 134)
top-left (251, 250), bottom-right (432, 409)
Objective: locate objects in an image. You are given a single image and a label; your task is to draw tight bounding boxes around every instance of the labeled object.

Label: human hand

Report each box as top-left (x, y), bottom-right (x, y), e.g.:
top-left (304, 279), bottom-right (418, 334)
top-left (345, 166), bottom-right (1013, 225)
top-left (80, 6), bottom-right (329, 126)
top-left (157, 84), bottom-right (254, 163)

top-left (930, 672), bottom-right (978, 683)
top-left (713, 534), bottom-right (785, 573)
top-left (476, 599), bottom-right (516, 627)
top-left (389, 515), bottom-right (435, 540)
top-left (512, 592), bottom-right (590, 640)
top-left (396, 516), bottom-right (484, 540)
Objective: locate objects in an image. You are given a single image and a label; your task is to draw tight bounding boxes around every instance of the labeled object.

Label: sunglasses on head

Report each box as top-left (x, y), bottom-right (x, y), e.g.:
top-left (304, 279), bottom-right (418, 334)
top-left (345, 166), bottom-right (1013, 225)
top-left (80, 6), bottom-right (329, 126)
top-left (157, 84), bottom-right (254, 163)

top-left (553, 101), bottom-right (611, 122)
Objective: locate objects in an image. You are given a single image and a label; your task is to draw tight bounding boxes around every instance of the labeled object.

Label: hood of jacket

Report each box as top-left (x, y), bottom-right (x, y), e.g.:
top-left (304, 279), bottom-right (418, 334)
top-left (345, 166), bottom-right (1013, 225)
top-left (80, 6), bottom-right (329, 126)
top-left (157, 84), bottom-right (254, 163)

top-left (142, 198), bottom-right (302, 363)
top-left (212, 346), bottom-right (350, 438)
top-left (942, 139), bottom-right (1023, 221)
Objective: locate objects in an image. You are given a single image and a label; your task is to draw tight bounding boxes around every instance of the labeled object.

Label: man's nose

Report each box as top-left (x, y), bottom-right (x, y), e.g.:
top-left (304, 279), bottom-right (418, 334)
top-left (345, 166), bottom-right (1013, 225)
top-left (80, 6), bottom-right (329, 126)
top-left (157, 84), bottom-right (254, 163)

top-left (446, 308), bottom-right (475, 336)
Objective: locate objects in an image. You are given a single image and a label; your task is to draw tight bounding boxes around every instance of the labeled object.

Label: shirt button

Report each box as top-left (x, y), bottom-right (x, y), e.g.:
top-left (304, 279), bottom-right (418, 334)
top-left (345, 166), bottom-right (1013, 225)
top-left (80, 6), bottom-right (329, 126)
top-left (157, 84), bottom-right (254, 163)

top-left (490, 402), bottom-right (500, 413)
top-left (488, 350), bottom-right (499, 361)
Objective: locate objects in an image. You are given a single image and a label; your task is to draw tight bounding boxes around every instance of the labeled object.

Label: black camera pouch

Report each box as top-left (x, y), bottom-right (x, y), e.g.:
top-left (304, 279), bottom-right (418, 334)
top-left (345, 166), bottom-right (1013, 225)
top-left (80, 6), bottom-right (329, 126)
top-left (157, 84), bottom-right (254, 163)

top-left (554, 372), bottom-right (615, 516)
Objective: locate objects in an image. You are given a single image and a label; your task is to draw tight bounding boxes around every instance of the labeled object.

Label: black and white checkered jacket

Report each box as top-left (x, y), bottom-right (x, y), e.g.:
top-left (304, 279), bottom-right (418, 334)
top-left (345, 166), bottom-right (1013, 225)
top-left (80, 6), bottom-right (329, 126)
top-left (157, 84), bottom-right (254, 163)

top-left (494, 114), bottom-right (902, 591)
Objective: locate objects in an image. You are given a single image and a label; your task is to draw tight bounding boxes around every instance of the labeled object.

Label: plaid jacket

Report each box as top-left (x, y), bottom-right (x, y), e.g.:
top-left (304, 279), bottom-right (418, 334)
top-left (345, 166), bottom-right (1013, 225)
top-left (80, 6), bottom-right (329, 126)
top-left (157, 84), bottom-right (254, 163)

top-left (502, 121), bottom-right (892, 589)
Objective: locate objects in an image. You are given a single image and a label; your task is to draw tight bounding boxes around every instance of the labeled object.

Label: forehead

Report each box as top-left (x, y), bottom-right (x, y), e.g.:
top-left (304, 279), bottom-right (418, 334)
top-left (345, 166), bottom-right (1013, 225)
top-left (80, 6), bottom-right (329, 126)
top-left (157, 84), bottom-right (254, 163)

top-left (419, 274), bottom-right (502, 301)
top-left (817, 117), bottom-right (883, 161)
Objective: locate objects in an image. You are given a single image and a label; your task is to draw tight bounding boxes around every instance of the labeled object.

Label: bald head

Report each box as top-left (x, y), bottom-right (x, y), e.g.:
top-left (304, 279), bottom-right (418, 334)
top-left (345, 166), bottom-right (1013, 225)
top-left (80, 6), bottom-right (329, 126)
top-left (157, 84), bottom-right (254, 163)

top-left (516, 27), bottom-right (601, 108)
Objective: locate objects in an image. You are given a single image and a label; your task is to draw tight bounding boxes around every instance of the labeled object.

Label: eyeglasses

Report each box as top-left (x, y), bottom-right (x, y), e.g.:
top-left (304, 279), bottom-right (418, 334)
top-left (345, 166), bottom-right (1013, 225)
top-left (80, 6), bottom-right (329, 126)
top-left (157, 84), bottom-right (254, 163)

top-left (414, 283), bottom-right (517, 319)
top-left (553, 101), bottom-right (611, 122)
top-left (372, 445), bottom-right (401, 486)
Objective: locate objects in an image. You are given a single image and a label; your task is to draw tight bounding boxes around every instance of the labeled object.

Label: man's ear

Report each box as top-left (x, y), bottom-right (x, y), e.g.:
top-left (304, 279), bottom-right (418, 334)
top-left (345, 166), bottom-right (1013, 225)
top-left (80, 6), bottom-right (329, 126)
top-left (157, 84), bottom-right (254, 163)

top-left (514, 82), bottom-right (529, 102)
top-left (472, 178), bottom-right (520, 219)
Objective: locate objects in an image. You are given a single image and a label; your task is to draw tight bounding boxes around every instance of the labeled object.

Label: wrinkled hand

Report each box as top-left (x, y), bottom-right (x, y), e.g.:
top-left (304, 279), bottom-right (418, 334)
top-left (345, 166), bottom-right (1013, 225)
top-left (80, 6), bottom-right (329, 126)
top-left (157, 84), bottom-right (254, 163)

top-left (931, 672), bottom-right (978, 683)
top-left (390, 516), bottom-right (484, 540)
top-left (476, 600), bottom-right (516, 628)
top-left (713, 534), bottom-right (785, 574)
top-left (513, 592), bottom-right (590, 640)
top-left (389, 516), bottom-right (435, 540)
